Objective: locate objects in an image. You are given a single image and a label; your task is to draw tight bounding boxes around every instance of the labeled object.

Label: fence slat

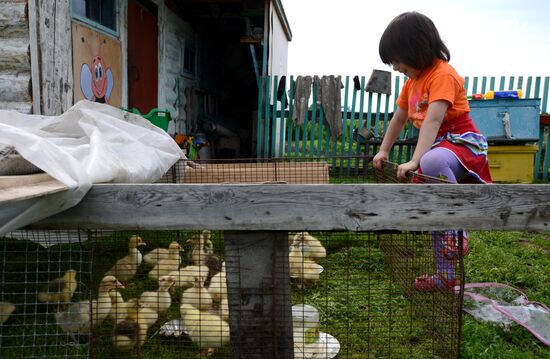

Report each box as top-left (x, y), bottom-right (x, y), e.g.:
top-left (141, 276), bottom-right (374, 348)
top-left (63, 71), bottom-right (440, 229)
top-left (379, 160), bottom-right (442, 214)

top-left (271, 76), bottom-right (279, 157)
top-left (278, 79), bottom-right (287, 157)
top-left (542, 77), bottom-right (549, 113)
top-left (509, 76), bottom-right (515, 90)
top-left (355, 76), bottom-right (366, 172)
top-left (526, 76), bottom-right (533, 98)
top-left (472, 77), bottom-right (479, 94)
top-left (534, 77), bottom-right (541, 99)
top-left (347, 79), bottom-right (359, 174)
top-left (339, 76), bottom-right (350, 173)
top-left (256, 76), bottom-right (264, 158)
top-left (286, 76), bottom-right (295, 156)
top-left (263, 76), bottom-right (271, 159)
top-left (316, 91), bottom-right (323, 159)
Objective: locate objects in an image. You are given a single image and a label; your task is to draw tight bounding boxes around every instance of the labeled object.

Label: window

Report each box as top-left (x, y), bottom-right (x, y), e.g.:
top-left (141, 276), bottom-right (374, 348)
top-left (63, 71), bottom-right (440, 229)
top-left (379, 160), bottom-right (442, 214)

top-left (179, 37), bottom-right (196, 77)
top-left (72, 0), bottom-right (117, 34)
top-left (183, 46), bottom-right (195, 74)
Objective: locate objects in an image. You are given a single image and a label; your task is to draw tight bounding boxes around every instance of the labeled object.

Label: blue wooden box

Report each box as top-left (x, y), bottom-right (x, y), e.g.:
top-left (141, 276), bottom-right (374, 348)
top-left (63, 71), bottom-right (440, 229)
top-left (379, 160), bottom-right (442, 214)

top-left (468, 99), bottom-right (541, 143)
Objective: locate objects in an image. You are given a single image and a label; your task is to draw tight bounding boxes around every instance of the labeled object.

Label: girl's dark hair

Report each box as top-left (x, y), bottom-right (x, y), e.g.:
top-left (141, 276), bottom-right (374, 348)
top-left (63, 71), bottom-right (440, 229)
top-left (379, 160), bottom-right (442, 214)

top-left (379, 11), bottom-right (450, 70)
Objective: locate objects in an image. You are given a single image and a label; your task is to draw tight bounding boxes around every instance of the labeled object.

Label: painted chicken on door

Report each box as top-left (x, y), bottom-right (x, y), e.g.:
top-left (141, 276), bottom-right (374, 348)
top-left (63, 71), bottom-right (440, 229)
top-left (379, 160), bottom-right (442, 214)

top-left (80, 55), bottom-right (114, 103)
top-left (71, 22), bottom-right (122, 107)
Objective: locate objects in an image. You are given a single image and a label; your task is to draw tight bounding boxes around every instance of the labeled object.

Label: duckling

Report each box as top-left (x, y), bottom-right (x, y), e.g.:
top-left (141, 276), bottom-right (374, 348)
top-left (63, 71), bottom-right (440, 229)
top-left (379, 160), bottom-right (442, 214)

top-left (293, 232), bottom-right (326, 259)
top-left (207, 262), bottom-right (227, 303)
top-left (289, 242), bottom-right (323, 289)
top-left (148, 242), bottom-right (183, 281)
top-left (187, 231), bottom-right (221, 277)
top-left (55, 276), bottom-right (124, 341)
top-left (168, 265), bottom-right (209, 289)
top-left (181, 275), bottom-right (213, 311)
top-left (0, 301), bottom-right (15, 324)
top-left (143, 239), bottom-right (185, 266)
top-left (109, 289), bottom-right (131, 324)
top-left (105, 236), bottom-right (146, 283)
top-left (112, 299), bottom-right (157, 352)
top-left (139, 275), bottom-right (175, 315)
top-left (180, 303), bottom-right (230, 356)
top-left (38, 269), bottom-right (78, 309)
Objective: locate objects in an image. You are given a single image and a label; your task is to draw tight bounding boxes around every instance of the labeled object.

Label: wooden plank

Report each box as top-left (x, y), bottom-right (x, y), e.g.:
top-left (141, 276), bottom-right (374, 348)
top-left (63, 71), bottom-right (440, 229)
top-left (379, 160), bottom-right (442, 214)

top-left (32, 183), bottom-right (550, 231)
top-left (28, 0), bottom-right (42, 114)
top-left (38, 0), bottom-right (73, 115)
top-left (225, 231), bottom-right (293, 359)
top-left (0, 174), bottom-right (68, 203)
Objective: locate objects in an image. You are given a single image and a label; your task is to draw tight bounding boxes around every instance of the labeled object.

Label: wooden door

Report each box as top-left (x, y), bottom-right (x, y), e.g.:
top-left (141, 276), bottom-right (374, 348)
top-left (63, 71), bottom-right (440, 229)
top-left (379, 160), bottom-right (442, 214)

top-left (128, 0), bottom-right (158, 114)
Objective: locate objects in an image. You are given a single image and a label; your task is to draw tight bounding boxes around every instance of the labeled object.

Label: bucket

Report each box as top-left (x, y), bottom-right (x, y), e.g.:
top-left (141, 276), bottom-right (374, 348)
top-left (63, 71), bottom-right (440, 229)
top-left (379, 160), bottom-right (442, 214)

top-left (292, 304), bottom-right (320, 358)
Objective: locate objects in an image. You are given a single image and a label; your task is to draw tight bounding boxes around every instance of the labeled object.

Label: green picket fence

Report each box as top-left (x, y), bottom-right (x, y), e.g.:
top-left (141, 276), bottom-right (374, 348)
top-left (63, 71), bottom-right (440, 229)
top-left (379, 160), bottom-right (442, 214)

top-left (256, 75), bottom-right (550, 181)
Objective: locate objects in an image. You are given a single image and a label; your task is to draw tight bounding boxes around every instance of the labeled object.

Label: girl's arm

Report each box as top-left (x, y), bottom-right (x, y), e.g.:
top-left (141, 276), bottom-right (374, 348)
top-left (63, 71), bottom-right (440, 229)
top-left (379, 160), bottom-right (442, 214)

top-left (396, 100), bottom-right (448, 179)
top-left (373, 107), bottom-right (408, 170)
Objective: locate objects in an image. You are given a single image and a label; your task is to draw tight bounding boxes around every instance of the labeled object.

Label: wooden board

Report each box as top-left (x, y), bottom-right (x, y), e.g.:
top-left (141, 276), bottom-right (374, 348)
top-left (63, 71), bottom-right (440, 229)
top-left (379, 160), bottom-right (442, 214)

top-left (0, 173), bottom-right (68, 203)
top-left (32, 183), bottom-right (550, 231)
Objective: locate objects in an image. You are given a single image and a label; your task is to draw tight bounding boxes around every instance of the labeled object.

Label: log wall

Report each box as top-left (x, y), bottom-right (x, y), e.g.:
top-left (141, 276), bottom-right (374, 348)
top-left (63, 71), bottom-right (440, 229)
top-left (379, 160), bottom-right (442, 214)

top-left (0, 0), bottom-right (32, 113)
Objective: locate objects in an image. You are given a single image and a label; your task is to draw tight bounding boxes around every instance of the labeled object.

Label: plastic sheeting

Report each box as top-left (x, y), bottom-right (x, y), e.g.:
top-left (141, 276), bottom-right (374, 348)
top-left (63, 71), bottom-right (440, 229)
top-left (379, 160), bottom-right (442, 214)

top-left (0, 100), bottom-right (184, 237)
top-left (461, 282), bottom-right (550, 346)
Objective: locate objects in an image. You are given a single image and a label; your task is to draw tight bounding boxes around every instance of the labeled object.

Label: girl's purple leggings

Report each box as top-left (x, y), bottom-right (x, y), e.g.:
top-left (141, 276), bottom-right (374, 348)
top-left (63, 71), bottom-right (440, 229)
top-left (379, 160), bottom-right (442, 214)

top-left (419, 147), bottom-right (468, 183)
top-left (420, 147), bottom-right (468, 281)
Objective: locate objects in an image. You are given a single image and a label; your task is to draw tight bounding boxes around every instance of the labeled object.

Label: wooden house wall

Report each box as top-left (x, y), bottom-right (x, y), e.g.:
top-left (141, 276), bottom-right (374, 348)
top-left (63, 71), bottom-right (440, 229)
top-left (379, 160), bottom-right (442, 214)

top-left (0, 0), bottom-right (33, 113)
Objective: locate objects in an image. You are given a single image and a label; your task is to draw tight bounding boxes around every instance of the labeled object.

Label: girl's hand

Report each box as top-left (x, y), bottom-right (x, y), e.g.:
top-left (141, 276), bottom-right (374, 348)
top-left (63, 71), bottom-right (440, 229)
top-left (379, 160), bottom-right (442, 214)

top-left (397, 159), bottom-right (419, 180)
top-left (373, 151), bottom-right (389, 170)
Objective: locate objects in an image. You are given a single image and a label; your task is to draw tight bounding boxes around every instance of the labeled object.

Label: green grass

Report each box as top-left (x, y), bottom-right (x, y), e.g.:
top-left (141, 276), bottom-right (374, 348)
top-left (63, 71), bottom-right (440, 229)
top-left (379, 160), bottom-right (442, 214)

top-left (0, 230), bottom-right (549, 358)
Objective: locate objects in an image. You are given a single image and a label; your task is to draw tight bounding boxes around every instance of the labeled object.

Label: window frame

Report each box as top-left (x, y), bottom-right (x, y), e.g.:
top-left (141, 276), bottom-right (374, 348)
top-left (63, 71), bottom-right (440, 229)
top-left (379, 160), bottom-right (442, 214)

top-left (71, 0), bottom-right (119, 38)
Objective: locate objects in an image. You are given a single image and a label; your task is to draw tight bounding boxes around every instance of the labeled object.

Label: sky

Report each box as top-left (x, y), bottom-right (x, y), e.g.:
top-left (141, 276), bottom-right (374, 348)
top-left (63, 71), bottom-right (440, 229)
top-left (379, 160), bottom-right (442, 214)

top-left (280, 0), bottom-right (550, 79)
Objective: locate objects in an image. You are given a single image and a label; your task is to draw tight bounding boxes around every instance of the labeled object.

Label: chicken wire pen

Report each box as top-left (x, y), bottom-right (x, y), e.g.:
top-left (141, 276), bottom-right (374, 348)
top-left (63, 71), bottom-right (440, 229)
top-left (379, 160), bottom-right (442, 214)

top-left (1, 157), bottom-right (548, 358)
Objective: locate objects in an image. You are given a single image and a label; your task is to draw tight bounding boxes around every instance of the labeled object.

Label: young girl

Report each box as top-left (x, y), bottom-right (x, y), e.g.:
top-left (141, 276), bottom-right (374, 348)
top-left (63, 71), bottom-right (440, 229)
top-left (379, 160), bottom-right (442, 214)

top-left (372, 11), bottom-right (492, 291)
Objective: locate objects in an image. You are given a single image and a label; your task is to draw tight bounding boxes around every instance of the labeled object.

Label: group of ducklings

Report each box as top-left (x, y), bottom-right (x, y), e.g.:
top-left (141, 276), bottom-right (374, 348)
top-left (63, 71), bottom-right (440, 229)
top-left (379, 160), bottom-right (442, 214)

top-left (30, 230), bottom-right (227, 355)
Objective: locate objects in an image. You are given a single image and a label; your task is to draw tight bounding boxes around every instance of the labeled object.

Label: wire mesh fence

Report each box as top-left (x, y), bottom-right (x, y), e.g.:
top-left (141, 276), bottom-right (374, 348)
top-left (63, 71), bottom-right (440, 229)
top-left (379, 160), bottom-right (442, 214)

top-left (0, 156), bottom-right (465, 358)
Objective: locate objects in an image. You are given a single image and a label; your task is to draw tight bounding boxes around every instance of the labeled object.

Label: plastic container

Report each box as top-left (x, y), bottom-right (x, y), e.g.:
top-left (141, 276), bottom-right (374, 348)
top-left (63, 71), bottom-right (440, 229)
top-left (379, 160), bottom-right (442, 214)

top-left (484, 90), bottom-right (523, 100)
top-left (292, 304), bottom-right (320, 358)
top-left (143, 109), bottom-right (171, 131)
top-left (120, 107), bottom-right (172, 131)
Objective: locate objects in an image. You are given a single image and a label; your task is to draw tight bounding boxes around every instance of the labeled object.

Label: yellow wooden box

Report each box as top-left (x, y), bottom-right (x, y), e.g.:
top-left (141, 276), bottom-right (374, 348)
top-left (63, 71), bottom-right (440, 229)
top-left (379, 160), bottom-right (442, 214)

top-left (488, 145), bottom-right (538, 183)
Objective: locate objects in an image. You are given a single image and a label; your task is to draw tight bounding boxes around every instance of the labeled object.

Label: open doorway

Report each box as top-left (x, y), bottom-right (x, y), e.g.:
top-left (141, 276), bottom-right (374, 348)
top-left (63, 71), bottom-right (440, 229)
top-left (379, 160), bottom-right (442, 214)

top-left (127, 0), bottom-right (158, 114)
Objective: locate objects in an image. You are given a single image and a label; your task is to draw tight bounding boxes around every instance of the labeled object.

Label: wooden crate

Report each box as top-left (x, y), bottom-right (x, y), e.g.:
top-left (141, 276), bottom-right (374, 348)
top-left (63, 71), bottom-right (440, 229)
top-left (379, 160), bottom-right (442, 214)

top-left (182, 162), bottom-right (330, 184)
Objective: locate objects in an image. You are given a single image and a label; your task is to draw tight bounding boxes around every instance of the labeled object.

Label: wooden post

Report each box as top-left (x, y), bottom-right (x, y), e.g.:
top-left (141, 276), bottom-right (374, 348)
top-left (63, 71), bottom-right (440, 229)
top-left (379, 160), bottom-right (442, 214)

top-left (225, 231), bottom-right (294, 359)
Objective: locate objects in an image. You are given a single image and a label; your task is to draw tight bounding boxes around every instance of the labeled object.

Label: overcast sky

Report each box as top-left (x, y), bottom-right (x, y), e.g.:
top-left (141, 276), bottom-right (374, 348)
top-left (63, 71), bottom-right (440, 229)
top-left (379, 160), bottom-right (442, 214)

top-left (280, 0), bottom-right (550, 79)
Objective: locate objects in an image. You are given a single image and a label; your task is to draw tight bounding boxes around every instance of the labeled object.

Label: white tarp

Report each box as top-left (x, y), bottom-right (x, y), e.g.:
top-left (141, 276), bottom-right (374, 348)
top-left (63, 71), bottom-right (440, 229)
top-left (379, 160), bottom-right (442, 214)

top-left (0, 100), bottom-right (184, 236)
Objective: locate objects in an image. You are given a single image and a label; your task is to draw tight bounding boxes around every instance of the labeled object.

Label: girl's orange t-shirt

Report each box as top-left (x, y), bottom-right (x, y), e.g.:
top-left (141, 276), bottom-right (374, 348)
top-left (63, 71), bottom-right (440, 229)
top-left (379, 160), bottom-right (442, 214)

top-left (396, 59), bottom-right (470, 129)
